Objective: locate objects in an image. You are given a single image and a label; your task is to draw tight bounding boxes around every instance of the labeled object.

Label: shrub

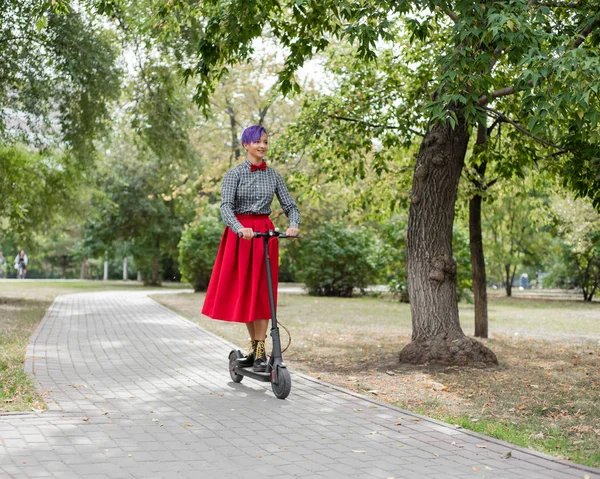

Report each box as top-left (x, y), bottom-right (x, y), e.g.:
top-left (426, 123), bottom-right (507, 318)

top-left (178, 216), bottom-right (223, 292)
top-left (376, 215), bottom-right (409, 302)
top-left (293, 222), bottom-right (379, 297)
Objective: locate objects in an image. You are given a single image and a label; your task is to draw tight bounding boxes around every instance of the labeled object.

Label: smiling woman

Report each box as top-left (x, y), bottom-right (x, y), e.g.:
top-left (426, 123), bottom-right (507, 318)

top-left (201, 124), bottom-right (300, 372)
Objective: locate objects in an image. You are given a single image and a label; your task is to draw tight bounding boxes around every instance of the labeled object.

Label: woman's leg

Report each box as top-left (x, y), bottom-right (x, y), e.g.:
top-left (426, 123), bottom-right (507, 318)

top-left (253, 319), bottom-right (269, 371)
top-left (246, 322), bottom-right (255, 339)
top-left (236, 322), bottom-right (257, 367)
top-left (253, 319), bottom-right (268, 341)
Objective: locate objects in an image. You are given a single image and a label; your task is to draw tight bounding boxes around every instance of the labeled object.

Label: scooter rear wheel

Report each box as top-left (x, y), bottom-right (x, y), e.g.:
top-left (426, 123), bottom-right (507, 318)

top-left (271, 367), bottom-right (291, 399)
top-left (229, 351), bottom-right (243, 383)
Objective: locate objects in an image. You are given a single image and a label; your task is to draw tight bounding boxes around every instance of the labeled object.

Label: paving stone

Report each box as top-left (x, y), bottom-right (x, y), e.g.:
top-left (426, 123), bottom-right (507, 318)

top-left (0, 290), bottom-right (598, 479)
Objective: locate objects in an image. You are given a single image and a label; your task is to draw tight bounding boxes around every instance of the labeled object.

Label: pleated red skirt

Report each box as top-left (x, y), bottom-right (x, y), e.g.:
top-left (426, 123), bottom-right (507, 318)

top-left (201, 215), bottom-right (278, 323)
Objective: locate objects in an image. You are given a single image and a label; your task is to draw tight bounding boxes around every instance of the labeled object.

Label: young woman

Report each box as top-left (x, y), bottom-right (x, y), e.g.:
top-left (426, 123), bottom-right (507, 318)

top-left (202, 125), bottom-right (300, 372)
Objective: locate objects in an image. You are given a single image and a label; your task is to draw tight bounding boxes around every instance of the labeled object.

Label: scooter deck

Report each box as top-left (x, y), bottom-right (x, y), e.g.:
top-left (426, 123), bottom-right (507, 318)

top-left (233, 365), bottom-right (271, 382)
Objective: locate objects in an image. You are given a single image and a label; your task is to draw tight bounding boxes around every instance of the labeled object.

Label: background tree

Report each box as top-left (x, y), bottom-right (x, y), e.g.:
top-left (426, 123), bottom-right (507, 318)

top-left (0, 1), bottom-right (120, 237)
top-left (548, 195), bottom-right (600, 301)
top-left (483, 177), bottom-right (552, 296)
top-left (151, 0), bottom-right (600, 365)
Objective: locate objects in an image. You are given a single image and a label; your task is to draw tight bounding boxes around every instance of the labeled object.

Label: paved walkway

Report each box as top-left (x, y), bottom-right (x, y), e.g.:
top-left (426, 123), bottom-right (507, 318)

top-left (1, 291), bottom-right (599, 479)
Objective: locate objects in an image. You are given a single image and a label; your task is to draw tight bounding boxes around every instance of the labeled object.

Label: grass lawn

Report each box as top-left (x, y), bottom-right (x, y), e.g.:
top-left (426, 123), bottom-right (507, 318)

top-left (0, 279), bottom-right (189, 413)
top-left (153, 291), bottom-right (600, 468)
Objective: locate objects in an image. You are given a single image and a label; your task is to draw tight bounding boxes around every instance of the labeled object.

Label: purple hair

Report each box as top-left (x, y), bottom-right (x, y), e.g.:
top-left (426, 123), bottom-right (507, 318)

top-left (241, 125), bottom-right (268, 145)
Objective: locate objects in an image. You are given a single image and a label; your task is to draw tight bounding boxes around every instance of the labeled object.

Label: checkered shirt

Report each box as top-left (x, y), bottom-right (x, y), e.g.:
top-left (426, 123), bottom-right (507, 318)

top-left (220, 160), bottom-right (301, 233)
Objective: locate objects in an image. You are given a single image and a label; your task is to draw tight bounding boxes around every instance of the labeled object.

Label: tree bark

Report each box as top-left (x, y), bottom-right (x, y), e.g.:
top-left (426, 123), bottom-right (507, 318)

top-left (399, 110), bottom-right (497, 366)
top-left (151, 253), bottom-right (160, 285)
top-left (80, 258), bottom-right (86, 280)
top-left (504, 264), bottom-right (515, 296)
top-left (471, 122), bottom-right (489, 338)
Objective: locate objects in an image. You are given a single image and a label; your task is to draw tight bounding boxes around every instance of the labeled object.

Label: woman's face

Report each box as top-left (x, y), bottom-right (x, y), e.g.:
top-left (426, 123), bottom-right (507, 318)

top-left (244, 134), bottom-right (269, 161)
top-left (19, 251), bottom-right (24, 257)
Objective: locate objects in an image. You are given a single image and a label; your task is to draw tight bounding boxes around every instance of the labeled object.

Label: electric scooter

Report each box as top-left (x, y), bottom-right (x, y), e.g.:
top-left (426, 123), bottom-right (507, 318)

top-left (228, 229), bottom-right (295, 399)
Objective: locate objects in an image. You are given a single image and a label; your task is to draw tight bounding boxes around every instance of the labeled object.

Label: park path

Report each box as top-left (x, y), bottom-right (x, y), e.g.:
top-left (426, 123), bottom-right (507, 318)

top-left (1, 291), bottom-right (599, 479)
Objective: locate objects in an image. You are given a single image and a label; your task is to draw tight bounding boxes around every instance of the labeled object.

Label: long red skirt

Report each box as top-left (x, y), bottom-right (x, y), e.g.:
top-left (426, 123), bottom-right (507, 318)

top-left (201, 215), bottom-right (278, 323)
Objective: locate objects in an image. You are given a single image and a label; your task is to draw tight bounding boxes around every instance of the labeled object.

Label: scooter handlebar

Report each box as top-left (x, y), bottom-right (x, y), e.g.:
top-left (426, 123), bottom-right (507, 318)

top-left (238, 229), bottom-right (299, 239)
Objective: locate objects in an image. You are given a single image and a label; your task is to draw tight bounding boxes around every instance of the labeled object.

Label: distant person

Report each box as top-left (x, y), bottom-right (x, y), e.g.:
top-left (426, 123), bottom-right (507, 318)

top-left (0, 251), bottom-right (6, 278)
top-left (14, 250), bottom-right (28, 279)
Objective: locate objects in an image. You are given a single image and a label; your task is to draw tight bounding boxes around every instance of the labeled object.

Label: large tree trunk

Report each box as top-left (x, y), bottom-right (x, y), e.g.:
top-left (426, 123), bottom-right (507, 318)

top-left (471, 122), bottom-right (489, 338)
top-left (399, 111), bottom-right (497, 366)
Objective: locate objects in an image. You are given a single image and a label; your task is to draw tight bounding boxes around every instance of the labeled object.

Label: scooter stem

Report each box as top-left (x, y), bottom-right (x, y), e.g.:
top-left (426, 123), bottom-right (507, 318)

top-left (262, 234), bottom-right (283, 360)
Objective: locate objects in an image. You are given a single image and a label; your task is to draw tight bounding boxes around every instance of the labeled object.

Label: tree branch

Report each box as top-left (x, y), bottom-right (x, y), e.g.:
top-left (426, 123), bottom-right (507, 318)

top-left (444, 8), bottom-right (458, 24)
top-left (328, 114), bottom-right (424, 137)
top-left (572, 16), bottom-right (600, 49)
top-left (479, 13), bottom-right (600, 105)
top-left (478, 86), bottom-right (516, 106)
top-left (528, 0), bottom-right (588, 8)
top-left (485, 107), bottom-right (567, 152)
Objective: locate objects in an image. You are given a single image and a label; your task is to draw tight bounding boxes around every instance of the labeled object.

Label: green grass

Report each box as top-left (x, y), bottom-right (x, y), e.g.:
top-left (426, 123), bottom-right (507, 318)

top-left (459, 296), bottom-right (600, 338)
top-left (435, 415), bottom-right (600, 468)
top-left (0, 297), bottom-right (50, 412)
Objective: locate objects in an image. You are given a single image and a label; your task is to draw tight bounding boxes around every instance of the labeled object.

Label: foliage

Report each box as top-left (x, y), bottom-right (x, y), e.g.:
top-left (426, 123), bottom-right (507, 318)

top-left (152, 0), bottom-right (600, 204)
top-left (452, 223), bottom-right (473, 303)
top-left (292, 222), bottom-right (379, 297)
top-left (547, 195), bottom-right (600, 301)
top-left (375, 215), bottom-right (409, 302)
top-left (1, 1), bottom-right (121, 236)
top-left (483, 175), bottom-right (554, 295)
top-left (178, 215), bottom-right (223, 292)
top-left (0, 145), bottom-right (79, 238)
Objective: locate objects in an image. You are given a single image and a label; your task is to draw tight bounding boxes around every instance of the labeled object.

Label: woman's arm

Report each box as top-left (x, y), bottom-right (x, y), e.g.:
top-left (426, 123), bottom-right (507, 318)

top-left (220, 170), bottom-right (244, 233)
top-left (274, 172), bottom-right (300, 231)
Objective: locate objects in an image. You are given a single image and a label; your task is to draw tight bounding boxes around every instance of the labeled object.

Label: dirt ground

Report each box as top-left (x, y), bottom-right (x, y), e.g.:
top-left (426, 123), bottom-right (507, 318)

top-left (153, 291), bottom-right (600, 468)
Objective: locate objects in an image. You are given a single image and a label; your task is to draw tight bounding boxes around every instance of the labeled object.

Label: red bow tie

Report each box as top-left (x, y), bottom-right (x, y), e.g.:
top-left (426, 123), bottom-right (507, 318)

top-left (250, 162), bottom-right (267, 172)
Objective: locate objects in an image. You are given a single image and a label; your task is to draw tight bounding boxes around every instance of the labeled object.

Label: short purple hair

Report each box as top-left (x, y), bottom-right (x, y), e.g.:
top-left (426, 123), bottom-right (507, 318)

top-left (241, 125), bottom-right (268, 146)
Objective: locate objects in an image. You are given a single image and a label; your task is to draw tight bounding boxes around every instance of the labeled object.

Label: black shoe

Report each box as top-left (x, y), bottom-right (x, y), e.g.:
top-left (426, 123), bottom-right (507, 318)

top-left (235, 340), bottom-right (256, 368)
top-left (236, 352), bottom-right (254, 368)
top-left (253, 341), bottom-right (267, 372)
top-left (253, 356), bottom-right (267, 372)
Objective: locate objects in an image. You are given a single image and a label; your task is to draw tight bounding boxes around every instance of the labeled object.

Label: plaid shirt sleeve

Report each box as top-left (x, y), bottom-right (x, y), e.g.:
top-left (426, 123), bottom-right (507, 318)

top-left (275, 171), bottom-right (300, 229)
top-left (220, 169), bottom-right (244, 233)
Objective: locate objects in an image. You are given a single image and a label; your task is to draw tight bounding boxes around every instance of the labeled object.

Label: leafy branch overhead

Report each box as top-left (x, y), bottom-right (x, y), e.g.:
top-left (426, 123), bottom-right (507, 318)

top-left (144, 0), bottom-right (600, 205)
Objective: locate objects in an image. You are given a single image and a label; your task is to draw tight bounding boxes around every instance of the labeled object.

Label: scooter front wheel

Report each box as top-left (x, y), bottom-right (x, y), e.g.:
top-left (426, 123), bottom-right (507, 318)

top-left (271, 366), bottom-right (291, 399)
top-left (229, 351), bottom-right (243, 383)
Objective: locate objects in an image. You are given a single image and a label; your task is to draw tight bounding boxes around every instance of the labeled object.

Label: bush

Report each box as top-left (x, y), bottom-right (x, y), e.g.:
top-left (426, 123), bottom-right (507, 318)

top-left (178, 216), bottom-right (223, 292)
top-left (452, 223), bottom-right (473, 303)
top-left (376, 215), bottom-right (409, 302)
top-left (293, 222), bottom-right (379, 297)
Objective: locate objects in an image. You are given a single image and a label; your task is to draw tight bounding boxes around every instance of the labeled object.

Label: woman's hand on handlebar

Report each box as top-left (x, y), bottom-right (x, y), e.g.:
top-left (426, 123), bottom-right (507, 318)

top-left (286, 227), bottom-right (299, 238)
top-left (238, 227), bottom-right (254, 240)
